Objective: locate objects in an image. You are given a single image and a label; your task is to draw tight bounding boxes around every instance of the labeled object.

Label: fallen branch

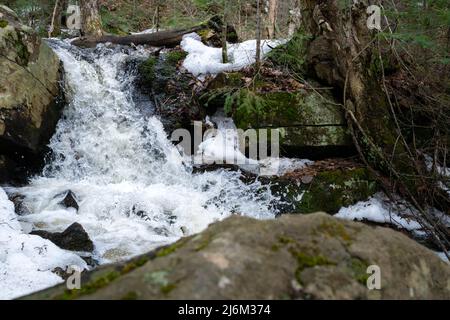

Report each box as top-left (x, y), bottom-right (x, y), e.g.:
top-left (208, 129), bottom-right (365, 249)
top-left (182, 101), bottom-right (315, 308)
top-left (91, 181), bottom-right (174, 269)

top-left (71, 26), bottom-right (203, 48)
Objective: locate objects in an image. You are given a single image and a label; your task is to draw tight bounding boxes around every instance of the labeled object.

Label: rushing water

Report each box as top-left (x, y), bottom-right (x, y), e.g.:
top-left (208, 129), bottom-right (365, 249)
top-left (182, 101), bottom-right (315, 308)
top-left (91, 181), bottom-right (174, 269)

top-left (7, 40), bottom-right (277, 266)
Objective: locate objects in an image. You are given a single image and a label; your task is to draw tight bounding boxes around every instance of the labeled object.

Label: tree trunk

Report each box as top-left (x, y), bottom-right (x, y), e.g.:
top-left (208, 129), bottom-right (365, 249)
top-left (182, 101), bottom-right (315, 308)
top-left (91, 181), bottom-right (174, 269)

top-left (48, 0), bottom-right (68, 37)
top-left (267, 0), bottom-right (278, 38)
top-left (298, 1), bottom-right (450, 217)
top-left (222, 1), bottom-right (228, 63)
top-left (255, 0), bottom-right (262, 69)
top-left (80, 0), bottom-right (103, 37)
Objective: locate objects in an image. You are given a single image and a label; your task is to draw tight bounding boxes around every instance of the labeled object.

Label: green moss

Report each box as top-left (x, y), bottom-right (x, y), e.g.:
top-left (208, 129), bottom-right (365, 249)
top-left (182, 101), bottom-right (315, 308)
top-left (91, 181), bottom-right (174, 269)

top-left (156, 238), bottom-right (187, 257)
top-left (54, 252), bottom-right (154, 300)
top-left (161, 283), bottom-right (177, 295)
top-left (121, 256), bottom-right (150, 274)
top-left (292, 250), bottom-right (334, 271)
top-left (56, 270), bottom-right (121, 300)
top-left (0, 20), bottom-right (8, 28)
top-left (348, 258), bottom-right (370, 285)
top-left (316, 219), bottom-right (353, 243)
top-left (139, 56), bottom-right (157, 85)
top-left (194, 234), bottom-right (212, 251)
top-left (165, 50), bottom-right (187, 66)
top-left (289, 249), bottom-right (335, 284)
top-left (296, 168), bottom-right (378, 214)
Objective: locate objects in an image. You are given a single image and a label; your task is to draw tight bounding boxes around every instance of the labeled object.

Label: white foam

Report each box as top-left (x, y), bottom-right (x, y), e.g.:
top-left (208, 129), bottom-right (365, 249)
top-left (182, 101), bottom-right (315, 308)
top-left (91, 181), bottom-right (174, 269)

top-left (4, 40), bottom-right (277, 298)
top-left (196, 115), bottom-right (313, 176)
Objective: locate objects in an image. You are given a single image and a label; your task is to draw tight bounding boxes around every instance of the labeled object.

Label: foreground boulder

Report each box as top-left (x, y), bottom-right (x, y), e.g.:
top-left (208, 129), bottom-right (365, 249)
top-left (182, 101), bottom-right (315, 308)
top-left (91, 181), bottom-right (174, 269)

top-left (23, 213), bottom-right (449, 300)
top-left (31, 223), bottom-right (94, 253)
top-left (0, 6), bottom-right (64, 184)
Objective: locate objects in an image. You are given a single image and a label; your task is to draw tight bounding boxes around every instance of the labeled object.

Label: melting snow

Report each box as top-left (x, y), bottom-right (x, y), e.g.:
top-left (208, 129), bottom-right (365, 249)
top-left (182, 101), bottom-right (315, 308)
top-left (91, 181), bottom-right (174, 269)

top-left (181, 33), bottom-right (286, 79)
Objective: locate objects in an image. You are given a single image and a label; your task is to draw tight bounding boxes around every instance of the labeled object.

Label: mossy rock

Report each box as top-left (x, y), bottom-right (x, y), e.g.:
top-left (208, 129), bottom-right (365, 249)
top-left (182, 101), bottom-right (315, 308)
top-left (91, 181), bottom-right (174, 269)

top-left (268, 168), bottom-right (379, 215)
top-left (295, 168), bottom-right (379, 214)
top-left (201, 73), bottom-right (352, 155)
top-left (21, 213), bottom-right (450, 300)
top-left (0, 6), bottom-right (65, 184)
top-left (231, 88), bottom-right (345, 129)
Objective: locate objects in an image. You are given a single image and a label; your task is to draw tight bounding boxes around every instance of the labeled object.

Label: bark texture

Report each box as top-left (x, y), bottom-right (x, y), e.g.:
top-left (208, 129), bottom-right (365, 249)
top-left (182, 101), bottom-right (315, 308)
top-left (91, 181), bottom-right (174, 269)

top-left (80, 0), bottom-right (103, 37)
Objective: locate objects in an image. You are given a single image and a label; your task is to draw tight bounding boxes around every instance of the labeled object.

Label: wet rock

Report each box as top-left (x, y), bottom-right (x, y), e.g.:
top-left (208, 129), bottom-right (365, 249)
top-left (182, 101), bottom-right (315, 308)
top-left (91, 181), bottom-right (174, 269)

top-left (23, 213), bottom-right (450, 300)
top-left (59, 191), bottom-right (79, 211)
top-left (31, 223), bottom-right (94, 252)
top-left (9, 194), bottom-right (31, 216)
top-left (0, 6), bottom-right (65, 184)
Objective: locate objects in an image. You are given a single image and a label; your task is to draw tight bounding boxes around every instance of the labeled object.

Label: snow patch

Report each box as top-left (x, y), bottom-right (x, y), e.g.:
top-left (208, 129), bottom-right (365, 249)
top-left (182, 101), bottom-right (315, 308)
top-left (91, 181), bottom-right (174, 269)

top-left (0, 188), bottom-right (87, 300)
top-left (181, 33), bottom-right (286, 79)
top-left (336, 193), bottom-right (422, 231)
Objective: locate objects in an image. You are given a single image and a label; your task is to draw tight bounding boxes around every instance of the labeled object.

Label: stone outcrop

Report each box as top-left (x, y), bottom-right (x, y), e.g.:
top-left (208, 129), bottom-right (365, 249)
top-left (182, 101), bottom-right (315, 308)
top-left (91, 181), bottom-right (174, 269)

top-left (22, 213), bottom-right (450, 300)
top-left (0, 6), bottom-right (64, 184)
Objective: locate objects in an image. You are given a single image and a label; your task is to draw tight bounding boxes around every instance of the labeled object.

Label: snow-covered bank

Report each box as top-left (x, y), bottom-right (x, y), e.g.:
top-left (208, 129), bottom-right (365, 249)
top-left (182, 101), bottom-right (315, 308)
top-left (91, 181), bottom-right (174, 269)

top-left (336, 193), bottom-right (422, 231)
top-left (0, 188), bottom-right (86, 300)
top-left (181, 33), bottom-right (286, 79)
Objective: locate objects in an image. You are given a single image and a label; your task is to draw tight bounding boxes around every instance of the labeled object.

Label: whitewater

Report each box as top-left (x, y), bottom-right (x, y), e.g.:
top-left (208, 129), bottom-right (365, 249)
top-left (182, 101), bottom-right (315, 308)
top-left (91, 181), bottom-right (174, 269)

top-left (0, 40), bottom-right (278, 299)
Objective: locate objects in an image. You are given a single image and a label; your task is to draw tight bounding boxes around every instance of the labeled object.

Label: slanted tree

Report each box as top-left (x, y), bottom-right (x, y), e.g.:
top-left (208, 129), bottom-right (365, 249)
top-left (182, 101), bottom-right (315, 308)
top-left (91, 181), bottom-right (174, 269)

top-left (48, 0), bottom-right (68, 37)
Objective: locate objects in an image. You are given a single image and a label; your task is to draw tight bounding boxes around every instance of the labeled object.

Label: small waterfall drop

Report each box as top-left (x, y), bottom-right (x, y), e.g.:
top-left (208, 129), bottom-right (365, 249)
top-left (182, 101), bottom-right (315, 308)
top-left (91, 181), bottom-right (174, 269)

top-left (9, 40), bottom-right (276, 264)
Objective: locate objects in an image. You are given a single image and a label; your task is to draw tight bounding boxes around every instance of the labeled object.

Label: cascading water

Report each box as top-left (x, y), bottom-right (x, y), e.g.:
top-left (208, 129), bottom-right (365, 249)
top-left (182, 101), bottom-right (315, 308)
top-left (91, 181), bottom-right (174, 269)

top-left (7, 40), bottom-right (277, 270)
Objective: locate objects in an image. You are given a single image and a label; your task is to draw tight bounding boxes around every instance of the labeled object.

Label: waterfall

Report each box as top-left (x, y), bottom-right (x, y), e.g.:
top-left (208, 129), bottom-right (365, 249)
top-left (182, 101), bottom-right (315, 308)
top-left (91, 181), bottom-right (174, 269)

top-left (8, 40), bottom-right (277, 266)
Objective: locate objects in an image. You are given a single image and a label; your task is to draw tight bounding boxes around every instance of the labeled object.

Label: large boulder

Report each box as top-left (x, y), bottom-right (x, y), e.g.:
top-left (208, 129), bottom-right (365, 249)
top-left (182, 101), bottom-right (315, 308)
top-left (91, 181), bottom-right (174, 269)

top-left (23, 213), bottom-right (450, 300)
top-left (0, 6), bottom-right (64, 184)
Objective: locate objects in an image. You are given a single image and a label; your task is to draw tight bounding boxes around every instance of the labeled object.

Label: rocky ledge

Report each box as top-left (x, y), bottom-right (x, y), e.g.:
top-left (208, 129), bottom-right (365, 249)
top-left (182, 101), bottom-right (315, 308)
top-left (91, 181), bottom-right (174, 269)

top-left (0, 5), bottom-right (65, 184)
top-left (22, 213), bottom-right (450, 300)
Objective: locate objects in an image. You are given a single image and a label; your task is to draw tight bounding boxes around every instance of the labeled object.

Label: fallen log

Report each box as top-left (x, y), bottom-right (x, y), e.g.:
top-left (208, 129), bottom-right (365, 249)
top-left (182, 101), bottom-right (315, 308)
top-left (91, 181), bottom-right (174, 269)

top-left (71, 26), bottom-right (203, 48)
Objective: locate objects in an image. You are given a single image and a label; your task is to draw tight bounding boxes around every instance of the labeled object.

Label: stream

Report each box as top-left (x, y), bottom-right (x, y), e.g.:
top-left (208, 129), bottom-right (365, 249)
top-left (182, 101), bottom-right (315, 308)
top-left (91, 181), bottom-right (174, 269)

top-left (2, 40), bottom-right (282, 299)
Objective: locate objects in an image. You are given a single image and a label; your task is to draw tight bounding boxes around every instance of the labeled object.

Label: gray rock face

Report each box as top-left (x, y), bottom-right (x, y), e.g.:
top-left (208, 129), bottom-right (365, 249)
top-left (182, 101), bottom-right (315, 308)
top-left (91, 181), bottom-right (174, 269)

top-left (0, 5), bottom-right (64, 183)
top-left (23, 213), bottom-right (450, 300)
